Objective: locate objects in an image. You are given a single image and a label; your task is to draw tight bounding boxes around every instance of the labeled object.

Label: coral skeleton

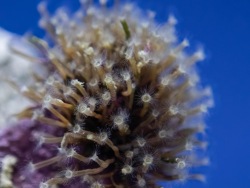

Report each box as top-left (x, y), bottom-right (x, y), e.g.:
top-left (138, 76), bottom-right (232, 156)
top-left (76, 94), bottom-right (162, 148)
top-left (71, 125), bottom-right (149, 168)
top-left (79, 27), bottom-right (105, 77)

top-left (0, 0), bottom-right (213, 187)
top-left (0, 155), bottom-right (17, 187)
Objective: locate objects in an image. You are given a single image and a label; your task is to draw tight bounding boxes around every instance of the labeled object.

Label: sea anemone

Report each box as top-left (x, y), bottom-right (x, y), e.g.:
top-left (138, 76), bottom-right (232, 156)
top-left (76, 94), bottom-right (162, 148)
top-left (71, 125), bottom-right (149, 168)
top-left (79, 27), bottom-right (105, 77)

top-left (0, 0), bottom-right (213, 187)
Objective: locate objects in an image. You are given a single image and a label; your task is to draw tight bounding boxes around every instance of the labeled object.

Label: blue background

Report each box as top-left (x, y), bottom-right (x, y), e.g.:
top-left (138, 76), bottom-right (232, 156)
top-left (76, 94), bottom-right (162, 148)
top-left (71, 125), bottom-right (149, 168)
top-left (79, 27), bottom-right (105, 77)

top-left (0, 0), bottom-right (249, 187)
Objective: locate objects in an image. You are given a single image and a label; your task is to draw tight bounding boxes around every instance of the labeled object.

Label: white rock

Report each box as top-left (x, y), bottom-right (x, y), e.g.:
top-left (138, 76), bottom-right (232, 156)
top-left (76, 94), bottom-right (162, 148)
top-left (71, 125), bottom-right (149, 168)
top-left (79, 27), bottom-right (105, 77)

top-left (0, 28), bottom-right (32, 126)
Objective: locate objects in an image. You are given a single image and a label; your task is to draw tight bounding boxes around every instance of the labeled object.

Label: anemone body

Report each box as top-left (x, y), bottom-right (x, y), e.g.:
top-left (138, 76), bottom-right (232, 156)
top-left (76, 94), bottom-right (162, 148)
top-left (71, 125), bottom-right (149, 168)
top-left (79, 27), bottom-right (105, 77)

top-left (0, 1), bottom-right (212, 187)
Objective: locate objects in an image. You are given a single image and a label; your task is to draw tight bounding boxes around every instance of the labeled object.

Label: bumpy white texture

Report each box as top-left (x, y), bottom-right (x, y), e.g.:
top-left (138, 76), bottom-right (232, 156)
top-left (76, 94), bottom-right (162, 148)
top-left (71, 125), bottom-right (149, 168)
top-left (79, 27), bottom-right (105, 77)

top-left (0, 155), bottom-right (17, 187)
top-left (0, 29), bottom-right (32, 126)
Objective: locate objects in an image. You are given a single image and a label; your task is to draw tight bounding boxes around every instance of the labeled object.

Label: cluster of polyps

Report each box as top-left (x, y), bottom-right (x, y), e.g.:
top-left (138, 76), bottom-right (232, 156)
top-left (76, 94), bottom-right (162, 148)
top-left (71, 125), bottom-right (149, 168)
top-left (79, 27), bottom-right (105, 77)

top-left (14, 0), bottom-right (213, 187)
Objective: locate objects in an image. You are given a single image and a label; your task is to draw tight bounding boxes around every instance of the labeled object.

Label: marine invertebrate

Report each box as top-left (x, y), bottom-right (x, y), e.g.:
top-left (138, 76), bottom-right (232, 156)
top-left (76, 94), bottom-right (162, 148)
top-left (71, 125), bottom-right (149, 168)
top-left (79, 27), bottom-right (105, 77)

top-left (0, 0), bottom-right (213, 187)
